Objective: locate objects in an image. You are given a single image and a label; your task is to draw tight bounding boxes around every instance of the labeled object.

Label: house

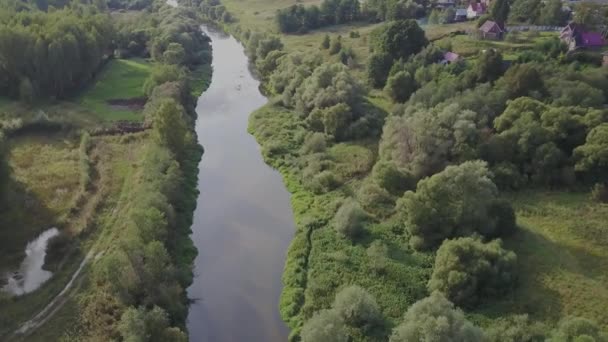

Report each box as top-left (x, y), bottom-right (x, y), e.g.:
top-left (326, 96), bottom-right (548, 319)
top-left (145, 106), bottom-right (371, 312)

top-left (440, 51), bottom-right (462, 64)
top-left (479, 20), bottom-right (505, 40)
top-left (560, 22), bottom-right (607, 51)
top-left (454, 8), bottom-right (468, 22)
top-left (467, 2), bottom-right (487, 19)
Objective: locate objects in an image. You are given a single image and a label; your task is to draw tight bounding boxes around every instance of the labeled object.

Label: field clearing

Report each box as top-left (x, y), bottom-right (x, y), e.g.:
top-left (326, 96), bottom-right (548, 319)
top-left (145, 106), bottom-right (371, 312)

top-left (79, 58), bottom-right (151, 121)
top-left (436, 31), bottom-right (558, 58)
top-left (475, 191), bottom-right (608, 330)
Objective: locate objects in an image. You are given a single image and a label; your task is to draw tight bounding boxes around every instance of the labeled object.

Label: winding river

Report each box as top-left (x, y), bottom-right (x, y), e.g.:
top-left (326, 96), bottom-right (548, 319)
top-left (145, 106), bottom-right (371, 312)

top-left (186, 26), bottom-right (294, 342)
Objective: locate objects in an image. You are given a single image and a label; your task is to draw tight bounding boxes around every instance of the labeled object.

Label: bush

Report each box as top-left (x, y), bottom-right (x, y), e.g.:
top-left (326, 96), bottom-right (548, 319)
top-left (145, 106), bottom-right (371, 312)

top-left (486, 315), bottom-right (548, 342)
top-left (401, 161), bottom-right (515, 250)
top-left (301, 132), bottom-right (327, 154)
top-left (334, 198), bottom-right (366, 239)
top-left (310, 170), bottom-right (341, 194)
top-left (301, 309), bottom-right (348, 342)
top-left (333, 285), bottom-right (383, 330)
top-left (384, 71), bottom-right (416, 103)
top-left (428, 237), bottom-right (518, 307)
top-left (330, 36), bottom-right (342, 55)
top-left (548, 317), bottom-right (608, 342)
top-left (390, 291), bottom-right (486, 342)
top-left (357, 182), bottom-right (393, 213)
top-left (367, 240), bottom-right (389, 274)
top-left (372, 161), bottom-right (415, 196)
top-left (590, 183), bottom-right (608, 203)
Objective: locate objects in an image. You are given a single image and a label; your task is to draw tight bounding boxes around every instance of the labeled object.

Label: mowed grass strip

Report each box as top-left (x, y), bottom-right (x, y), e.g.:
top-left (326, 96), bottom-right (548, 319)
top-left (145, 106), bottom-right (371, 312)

top-left (79, 58), bottom-right (151, 121)
top-left (475, 191), bottom-right (608, 330)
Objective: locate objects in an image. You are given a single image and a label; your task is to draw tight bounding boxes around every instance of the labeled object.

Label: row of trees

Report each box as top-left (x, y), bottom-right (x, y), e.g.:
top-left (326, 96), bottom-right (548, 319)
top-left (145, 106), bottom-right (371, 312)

top-left (276, 0), bottom-right (360, 33)
top-left (0, 4), bottom-right (113, 101)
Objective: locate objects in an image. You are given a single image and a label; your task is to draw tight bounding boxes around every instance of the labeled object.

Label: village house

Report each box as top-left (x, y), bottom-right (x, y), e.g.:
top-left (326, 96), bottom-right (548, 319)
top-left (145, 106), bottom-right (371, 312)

top-left (560, 22), bottom-right (607, 51)
top-left (454, 8), bottom-right (468, 22)
top-left (440, 51), bottom-right (462, 64)
top-left (479, 20), bottom-right (505, 40)
top-left (467, 2), bottom-right (487, 19)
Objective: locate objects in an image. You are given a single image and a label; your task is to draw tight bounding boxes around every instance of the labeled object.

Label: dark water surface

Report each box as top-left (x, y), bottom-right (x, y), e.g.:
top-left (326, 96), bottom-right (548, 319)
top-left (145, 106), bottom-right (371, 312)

top-left (186, 26), bottom-right (294, 342)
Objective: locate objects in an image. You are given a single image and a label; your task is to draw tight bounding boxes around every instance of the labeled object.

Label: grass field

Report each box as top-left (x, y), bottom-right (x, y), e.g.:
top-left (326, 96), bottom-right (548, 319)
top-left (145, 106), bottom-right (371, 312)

top-left (474, 191), bottom-right (608, 329)
top-left (79, 58), bottom-right (152, 121)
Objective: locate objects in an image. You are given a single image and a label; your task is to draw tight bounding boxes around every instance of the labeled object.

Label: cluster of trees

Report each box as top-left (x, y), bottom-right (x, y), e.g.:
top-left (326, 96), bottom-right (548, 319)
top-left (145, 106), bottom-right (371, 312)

top-left (135, 5), bottom-right (220, 67)
top-left (361, 0), bottom-right (425, 22)
top-left (193, 0), bottom-right (233, 23)
top-left (509, 0), bottom-right (567, 25)
top-left (276, 0), bottom-right (360, 33)
top-left (0, 4), bottom-right (113, 101)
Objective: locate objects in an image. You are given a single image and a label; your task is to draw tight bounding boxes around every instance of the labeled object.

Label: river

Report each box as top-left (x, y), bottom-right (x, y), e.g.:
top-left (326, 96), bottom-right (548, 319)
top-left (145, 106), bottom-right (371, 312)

top-left (186, 26), bottom-right (294, 342)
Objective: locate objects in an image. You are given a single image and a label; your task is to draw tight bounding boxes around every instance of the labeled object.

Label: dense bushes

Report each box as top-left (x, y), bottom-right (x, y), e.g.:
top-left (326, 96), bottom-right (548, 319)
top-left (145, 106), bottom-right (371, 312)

top-left (333, 198), bottom-right (366, 239)
top-left (276, 0), bottom-right (360, 33)
top-left (400, 161), bottom-right (516, 250)
top-left (390, 291), bottom-right (485, 342)
top-left (428, 237), bottom-right (517, 306)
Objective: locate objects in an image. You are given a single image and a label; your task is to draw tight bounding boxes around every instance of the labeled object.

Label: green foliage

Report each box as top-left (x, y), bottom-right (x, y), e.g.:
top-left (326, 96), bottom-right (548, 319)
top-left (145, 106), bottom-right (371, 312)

top-left (79, 132), bottom-right (93, 192)
top-left (367, 52), bottom-right (394, 88)
top-left (486, 315), bottom-right (548, 342)
top-left (538, 0), bottom-right (567, 26)
top-left (590, 183), bottom-right (608, 203)
top-left (301, 309), bottom-right (348, 342)
top-left (371, 161), bottom-right (415, 196)
top-left (163, 43), bottom-right (186, 65)
top-left (401, 161), bottom-right (515, 250)
top-left (390, 291), bottom-right (486, 342)
top-left (334, 198), bottom-right (366, 239)
top-left (490, 0), bottom-right (510, 24)
top-left (476, 49), bottom-right (504, 83)
top-left (366, 240), bottom-right (389, 273)
top-left (301, 132), bottom-right (327, 154)
top-left (118, 306), bottom-right (187, 342)
top-left (143, 65), bottom-right (187, 96)
top-left (384, 71), bottom-right (416, 103)
top-left (574, 124), bottom-right (608, 182)
top-left (372, 19), bottom-right (428, 60)
top-left (330, 36), bottom-right (343, 55)
top-left (152, 99), bottom-right (190, 157)
top-left (548, 317), bottom-right (608, 342)
top-left (509, 0), bottom-right (541, 23)
top-left (333, 285), bottom-right (384, 331)
top-left (428, 237), bottom-right (517, 306)
top-left (501, 64), bottom-right (544, 99)
top-left (321, 34), bottom-right (331, 49)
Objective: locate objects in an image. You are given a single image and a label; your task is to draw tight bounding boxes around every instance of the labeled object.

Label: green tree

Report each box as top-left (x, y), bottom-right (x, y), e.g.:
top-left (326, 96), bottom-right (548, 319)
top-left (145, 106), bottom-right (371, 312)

top-left (400, 161), bottom-right (515, 250)
top-left (366, 52), bottom-right (393, 88)
top-left (301, 309), bottom-right (349, 342)
top-left (372, 161), bottom-right (415, 195)
top-left (163, 43), bottom-right (186, 65)
top-left (428, 237), bottom-right (518, 306)
top-left (384, 71), bottom-right (416, 102)
top-left (490, 0), bottom-right (510, 24)
top-left (373, 19), bottom-right (428, 60)
top-left (390, 291), bottom-right (486, 342)
top-left (538, 0), bottom-right (565, 26)
top-left (333, 285), bottom-right (383, 330)
top-left (118, 306), bottom-right (187, 342)
top-left (322, 103), bottom-right (352, 140)
top-left (321, 34), bottom-right (331, 49)
top-left (574, 124), bottom-right (608, 182)
top-left (367, 240), bottom-right (389, 273)
top-left (509, 0), bottom-right (541, 23)
top-left (330, 35), bottom-right (342, 55)
top-left (548, 317), bottom-right (608, 342)
top-left (334, 198), bottom-right (366, 239)
top-left (476, 49), bottom-right (504, 83)
top-left (486, 315), bottom-right (548, 342)
top-left (501, 64), bottom-right (544, 98)
top-left (153, 99), bottom-right (189, 156)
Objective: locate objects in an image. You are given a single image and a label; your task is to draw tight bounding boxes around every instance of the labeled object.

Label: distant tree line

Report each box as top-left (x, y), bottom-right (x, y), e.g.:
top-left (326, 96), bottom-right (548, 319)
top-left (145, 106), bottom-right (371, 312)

top-left (276, 0), bottom-right (360, 33)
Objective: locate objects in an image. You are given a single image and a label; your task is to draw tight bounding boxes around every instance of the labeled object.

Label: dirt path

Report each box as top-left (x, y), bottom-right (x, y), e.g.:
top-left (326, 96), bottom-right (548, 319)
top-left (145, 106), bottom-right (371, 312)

top-left (8, 250), bottom-right (95, 340)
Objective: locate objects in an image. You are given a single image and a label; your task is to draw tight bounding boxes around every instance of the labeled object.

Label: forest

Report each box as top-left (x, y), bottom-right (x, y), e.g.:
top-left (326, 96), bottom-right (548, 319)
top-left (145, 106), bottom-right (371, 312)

top-left (0, 0), bottom-right (210, 340)
top-left (198, 0), bottom-right (608, 340)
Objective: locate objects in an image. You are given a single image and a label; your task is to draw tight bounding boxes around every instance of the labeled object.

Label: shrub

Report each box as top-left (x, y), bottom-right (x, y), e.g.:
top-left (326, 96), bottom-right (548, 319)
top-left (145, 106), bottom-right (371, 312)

top-left (390, 291), bottom-right (486, 342)
top-left (301, 309), bottom-right (348, 342)
top-left (334, 198), bottom-right (366, 239)
top-left (357, 182), bottom-right (393, 213)
top-left (301, 132), bottom-right (327, 154)
top-left (372, 161), bottom-right (415, 196)
top-left (333, 285), bottom-right (383, 330)
top-left (384, 71), bottom-right (416, 103)
top-left (330, 36), bottom-right (342, 55)
top-left (367, 240), bottom-right (389, 274)
top-left (310, 170), bottom-right (341, 194)
top-left (428, 237), bottom-right (518, 307)
top-left (548, 317), bottom-right (608, 342)
top-left (590, 183), bottom-right (608, 203)
top-left (486, 315), bottom-right (548, 342)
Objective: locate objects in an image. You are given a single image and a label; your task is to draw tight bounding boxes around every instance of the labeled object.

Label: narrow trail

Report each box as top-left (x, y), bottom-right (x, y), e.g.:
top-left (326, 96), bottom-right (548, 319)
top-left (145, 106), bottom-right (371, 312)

top-left (9, 251), bottom-right (95, 340)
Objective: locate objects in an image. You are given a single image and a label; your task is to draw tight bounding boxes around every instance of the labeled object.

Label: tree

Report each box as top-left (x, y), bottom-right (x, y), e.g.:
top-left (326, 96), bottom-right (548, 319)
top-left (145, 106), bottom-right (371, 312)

top-left (548, 317), bottom-right (608, 342)
top-left (330, 35), bottom-right (342, 55)
top-left (334, 198), bottom-right (366, 239)
top-left (390, 291), bottom-right (486, 342)
top-left (373, 19), bottom-right (428, 60)
top-left (476, 49), bottom-right (504, 83)
top-left (385, 71), bottom-right (416, 102)
top-left (321, 34), bottom-right (331, 49)
top-left (301, 309), bottom-right (349, 342)
top-left (367, 240), bottom-right (389, 273)
top-left (428, 237), bottom-right (518, 306)
top-left (574, 124), bottom-right (608, 182)
top-left (322, 103), bottom-right (352, 140)
top-left (501, 64), bottom-right (544, 99)
top-left (372, 161), bottom-right (415, 195)
top-left (509, 0), bottom-right (541, 23)
top-left (367, 52), bottom-right (393, 88)
top-left (118, 306), bottom-right (187, 342)
top-left (538, 0), bottom-right (565, 26)
top-left (153, 99), bottom-right (189, 156)
top-left (490, 0), bottom-right (510, 24)
top-left (333, 285), bottom-right (383, 329)
top-left (486, 315), bottom-right (548, 342)
top-left (400, 161), bottom-right (515, 250)
top-left (163, 43), bottom-right (186, 65)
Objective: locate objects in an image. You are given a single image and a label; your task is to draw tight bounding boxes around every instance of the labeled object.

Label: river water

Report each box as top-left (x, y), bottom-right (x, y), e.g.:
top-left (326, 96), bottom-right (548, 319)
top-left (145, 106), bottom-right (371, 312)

top-left (186, 26), bottom-right (294, 342)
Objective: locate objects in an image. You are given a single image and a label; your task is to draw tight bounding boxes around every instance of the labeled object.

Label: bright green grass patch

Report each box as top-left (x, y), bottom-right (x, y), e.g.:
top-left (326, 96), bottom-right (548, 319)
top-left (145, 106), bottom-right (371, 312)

top-left (79, 58), bottom-right (152, 121)
top-left (474, 190), bottom-right (608, 330)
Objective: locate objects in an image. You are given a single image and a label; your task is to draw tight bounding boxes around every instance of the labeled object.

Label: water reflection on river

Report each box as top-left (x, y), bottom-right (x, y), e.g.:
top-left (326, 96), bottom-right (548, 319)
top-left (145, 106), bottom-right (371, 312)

top-left (186, 25), bottom-right (294, 342)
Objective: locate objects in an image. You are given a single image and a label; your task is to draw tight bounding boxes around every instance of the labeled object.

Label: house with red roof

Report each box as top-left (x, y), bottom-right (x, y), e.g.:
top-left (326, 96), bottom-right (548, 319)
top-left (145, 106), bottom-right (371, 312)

top-left (479, 20), bottom-right (505, 40)
top-left (467, 2), bottom-right (487, 19)
top-left (560, 22), bottom-right (607, 51)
